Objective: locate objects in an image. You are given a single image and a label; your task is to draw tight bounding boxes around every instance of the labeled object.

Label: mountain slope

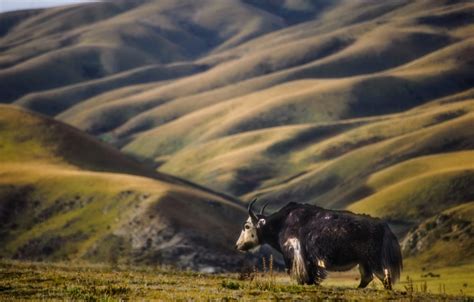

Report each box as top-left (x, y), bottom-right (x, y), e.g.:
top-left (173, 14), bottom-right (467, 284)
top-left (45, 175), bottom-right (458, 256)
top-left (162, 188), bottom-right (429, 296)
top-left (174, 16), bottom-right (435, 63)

top-left (401, 202), bottom-right (474, 268)
top-left (0, 105), bottom-right (245, 271)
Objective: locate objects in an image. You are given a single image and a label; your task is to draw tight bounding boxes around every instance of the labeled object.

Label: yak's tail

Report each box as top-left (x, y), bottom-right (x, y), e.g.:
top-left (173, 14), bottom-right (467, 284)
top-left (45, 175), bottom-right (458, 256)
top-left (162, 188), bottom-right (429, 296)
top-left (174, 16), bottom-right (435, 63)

top-left (381, 223), bottom-right (403, 284)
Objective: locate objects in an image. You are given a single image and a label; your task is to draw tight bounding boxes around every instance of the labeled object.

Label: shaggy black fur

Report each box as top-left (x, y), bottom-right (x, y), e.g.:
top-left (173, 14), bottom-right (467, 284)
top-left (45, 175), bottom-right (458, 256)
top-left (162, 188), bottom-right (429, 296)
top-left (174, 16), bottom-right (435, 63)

top-left (256, 202), bottom-right (402, 287)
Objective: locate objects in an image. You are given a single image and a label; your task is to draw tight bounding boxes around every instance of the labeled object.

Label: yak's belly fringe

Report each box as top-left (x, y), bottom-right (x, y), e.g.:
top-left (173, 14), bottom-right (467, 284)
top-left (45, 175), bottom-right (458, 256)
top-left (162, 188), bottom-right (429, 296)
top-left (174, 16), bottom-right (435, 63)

top-left (285, 237), bottom-right (308, 284)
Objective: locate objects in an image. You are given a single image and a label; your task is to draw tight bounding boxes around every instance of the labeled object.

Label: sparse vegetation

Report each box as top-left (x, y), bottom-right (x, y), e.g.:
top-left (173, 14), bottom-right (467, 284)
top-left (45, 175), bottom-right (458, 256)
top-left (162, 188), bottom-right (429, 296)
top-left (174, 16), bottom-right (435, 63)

top-left (0, 260), bottom-right (472, 301)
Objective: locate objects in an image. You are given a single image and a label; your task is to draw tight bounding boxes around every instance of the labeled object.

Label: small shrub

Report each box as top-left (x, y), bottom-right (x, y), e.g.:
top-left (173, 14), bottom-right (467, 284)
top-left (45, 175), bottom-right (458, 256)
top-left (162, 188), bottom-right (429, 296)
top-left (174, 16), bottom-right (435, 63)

top-left (221, 280), bottom-right (240, 290)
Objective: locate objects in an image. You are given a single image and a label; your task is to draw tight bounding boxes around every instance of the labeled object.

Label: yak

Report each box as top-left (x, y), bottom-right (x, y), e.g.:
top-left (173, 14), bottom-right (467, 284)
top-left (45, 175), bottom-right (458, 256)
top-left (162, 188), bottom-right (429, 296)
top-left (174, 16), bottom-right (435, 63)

top-left (235, 200), bottom-right (402, 289)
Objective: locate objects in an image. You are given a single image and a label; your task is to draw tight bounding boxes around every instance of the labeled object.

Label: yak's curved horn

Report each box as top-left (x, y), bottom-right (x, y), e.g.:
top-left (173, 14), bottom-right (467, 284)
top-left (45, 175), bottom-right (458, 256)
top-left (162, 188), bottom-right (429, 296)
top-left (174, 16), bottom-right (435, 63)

top-left (260, 201), bottom-right (269, 216)
top-left (248, 198), bottom-right (258, 223)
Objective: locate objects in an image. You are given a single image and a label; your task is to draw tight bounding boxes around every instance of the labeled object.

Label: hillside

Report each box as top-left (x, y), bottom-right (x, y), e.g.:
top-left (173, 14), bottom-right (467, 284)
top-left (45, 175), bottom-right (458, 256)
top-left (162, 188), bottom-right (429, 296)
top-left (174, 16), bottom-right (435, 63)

top-left (0, 0), bottom-right (473, 270)
top-left (0, 105), bottom-right (246, 271)
top-left (401, 202), bottom-right (474, 268)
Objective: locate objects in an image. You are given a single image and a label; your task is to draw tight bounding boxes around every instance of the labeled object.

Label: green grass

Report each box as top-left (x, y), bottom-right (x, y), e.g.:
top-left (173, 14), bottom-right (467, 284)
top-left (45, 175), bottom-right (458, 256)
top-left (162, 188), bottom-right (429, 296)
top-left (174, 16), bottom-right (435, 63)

top-left (0, 162), bottom-right (166, 260)
top-left (0, 260), bottom-right (472, 301)
top-left (0, 105), bottom-right (245, 268)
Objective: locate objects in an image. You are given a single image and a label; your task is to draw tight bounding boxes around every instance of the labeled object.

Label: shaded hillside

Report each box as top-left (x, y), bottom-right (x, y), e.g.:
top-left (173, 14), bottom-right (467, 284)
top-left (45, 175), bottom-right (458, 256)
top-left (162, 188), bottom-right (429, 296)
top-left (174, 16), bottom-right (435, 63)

top-left (0, 105), bottom-right (246, 271)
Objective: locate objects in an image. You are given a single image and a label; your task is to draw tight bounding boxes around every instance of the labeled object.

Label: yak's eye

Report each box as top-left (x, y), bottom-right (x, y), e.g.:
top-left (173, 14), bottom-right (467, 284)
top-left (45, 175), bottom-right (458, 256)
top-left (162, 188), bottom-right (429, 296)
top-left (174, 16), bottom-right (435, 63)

top-left (245, 225), bottom-right (250, 230)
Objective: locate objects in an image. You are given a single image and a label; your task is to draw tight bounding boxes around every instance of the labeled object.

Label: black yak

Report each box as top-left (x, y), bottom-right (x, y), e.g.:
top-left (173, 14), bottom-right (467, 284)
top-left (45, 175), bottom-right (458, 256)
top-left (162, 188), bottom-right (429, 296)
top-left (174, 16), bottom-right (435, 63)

top-left (235, 200), bottom-right (402, 289)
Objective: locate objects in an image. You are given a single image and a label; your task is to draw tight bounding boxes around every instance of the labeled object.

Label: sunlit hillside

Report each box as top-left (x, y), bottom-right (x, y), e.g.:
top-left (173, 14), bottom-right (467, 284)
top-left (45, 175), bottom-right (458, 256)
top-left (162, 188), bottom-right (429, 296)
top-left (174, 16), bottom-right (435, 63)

top-left (0, 105), bottom-right (245, 271)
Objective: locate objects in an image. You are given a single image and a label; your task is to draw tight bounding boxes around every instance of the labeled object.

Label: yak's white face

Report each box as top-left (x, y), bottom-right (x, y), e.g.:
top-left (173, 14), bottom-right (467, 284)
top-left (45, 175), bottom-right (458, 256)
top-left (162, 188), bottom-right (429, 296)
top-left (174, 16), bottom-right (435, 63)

top-left (235, 216), bottom-right (265, 251)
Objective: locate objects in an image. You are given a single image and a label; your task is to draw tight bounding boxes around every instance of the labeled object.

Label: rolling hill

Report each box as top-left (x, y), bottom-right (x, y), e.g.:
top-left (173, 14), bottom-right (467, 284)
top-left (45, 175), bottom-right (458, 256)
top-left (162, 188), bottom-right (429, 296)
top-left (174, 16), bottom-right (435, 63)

top-left (401, 201), bottom-right (474, 268)
top-left (0, 105), bottom-right (246, 271)
top-left (1, 0), bottom-right (473, 269)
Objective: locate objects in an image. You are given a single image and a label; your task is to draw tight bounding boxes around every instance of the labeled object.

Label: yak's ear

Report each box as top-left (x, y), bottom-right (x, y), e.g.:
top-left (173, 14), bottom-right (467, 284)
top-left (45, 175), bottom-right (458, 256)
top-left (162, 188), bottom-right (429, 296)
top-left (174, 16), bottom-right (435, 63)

top-left (257, 218), bottom-right (266, 228)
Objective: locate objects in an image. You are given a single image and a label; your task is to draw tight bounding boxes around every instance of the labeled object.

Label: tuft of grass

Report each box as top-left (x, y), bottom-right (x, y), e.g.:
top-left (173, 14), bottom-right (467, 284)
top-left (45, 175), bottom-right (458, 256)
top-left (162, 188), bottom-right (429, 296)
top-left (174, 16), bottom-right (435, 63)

top-left (221, 280), bottom-right (241, 290)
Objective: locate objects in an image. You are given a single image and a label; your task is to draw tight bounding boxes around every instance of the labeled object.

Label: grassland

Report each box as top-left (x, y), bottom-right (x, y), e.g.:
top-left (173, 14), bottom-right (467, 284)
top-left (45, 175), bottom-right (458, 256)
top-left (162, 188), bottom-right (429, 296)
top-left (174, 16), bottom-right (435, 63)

top-left (0, 260), bottom-right (472, 301)
top-left (0, 105), bottom-right (245, 270)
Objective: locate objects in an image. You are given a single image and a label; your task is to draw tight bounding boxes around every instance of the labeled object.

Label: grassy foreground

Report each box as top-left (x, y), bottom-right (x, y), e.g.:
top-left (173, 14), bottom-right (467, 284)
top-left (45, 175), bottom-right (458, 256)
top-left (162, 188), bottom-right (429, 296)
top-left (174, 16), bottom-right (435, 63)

top-left (0, 260), bottom-right (472, 301)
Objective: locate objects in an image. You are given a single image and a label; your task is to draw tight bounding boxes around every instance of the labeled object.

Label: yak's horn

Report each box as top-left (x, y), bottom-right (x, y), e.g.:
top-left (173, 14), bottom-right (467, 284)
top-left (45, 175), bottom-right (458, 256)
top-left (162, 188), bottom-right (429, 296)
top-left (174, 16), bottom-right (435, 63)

top-left (260, 201), bottom-right (269, 216)
top-left (248, 198), bottom-right (258, 223)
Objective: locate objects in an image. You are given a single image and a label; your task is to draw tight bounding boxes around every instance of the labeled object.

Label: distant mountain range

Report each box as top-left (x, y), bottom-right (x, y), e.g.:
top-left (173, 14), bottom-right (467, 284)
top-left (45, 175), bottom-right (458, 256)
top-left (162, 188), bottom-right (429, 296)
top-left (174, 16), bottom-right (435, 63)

top-left (1, 0), bottom-right (473, 269)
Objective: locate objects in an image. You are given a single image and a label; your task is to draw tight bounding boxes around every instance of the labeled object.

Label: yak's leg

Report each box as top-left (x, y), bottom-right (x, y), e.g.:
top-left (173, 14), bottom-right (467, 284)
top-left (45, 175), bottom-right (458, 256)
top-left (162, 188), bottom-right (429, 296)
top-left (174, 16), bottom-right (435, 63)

top-left (306, 263), bottom-right (326, 285)
top-left (283, 238), bottom-right (309, 284)
top-left (358, 263), bottom-right (374, 288)
top-left (373, 269), bottom-right (392, 290)
top-left (300, 266), bottom-right (318, 285)
top-left (383, 269), bottom-right (393, 290)
top-left (313, 259), bottom-right (328, 285)
top-left (314, 266), bottom-right (327, 285)
top-left (282, 255), bottom-right (292, 275)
